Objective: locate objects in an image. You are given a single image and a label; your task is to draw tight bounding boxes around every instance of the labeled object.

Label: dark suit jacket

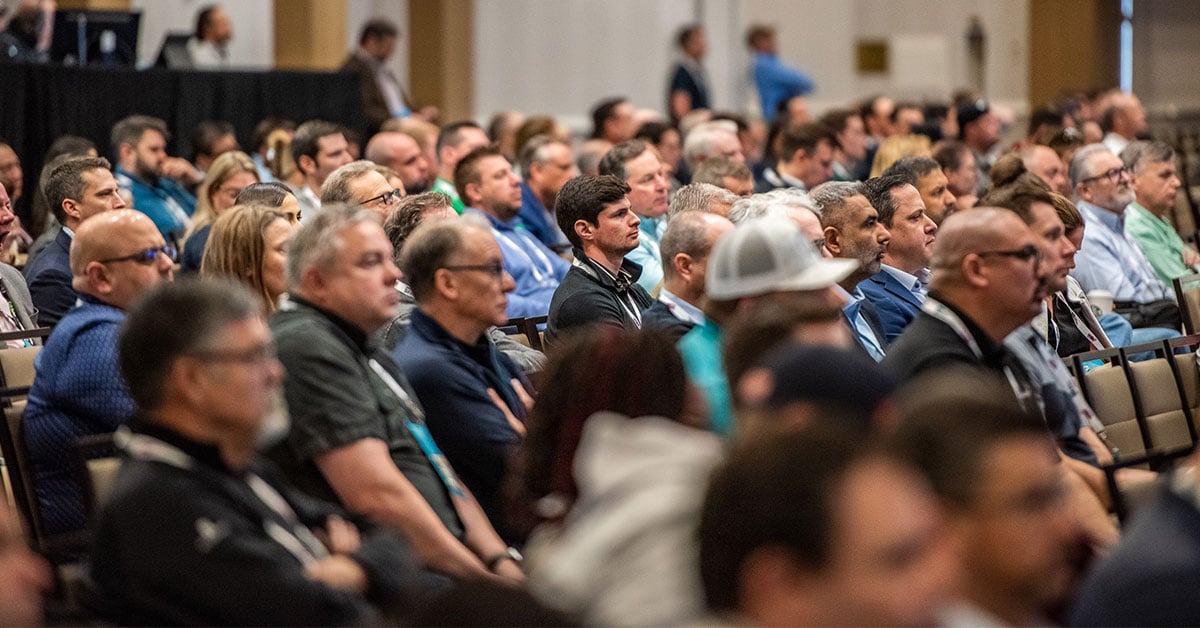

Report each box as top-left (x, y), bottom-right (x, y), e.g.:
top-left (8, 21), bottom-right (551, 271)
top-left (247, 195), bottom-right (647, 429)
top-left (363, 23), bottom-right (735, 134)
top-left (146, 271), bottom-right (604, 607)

top-left (339, 53), bottom-right (411, 136)
top-left (22, 227), bottom-right (71, 327)
top-left (1070, 481), bottom-right (1200, 626)
top-left (859, 269), bottom-right (923, 343)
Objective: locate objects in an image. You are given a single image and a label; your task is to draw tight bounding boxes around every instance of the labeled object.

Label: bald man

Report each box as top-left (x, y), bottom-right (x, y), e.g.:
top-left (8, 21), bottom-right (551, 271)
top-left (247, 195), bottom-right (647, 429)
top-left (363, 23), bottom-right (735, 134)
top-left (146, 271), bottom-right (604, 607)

top-left (366, 131), bottom-right (430, 194)
top-left (24, 210), bottom-right (175, 537)
top-left (883, 208), bottom-right (1046, 386)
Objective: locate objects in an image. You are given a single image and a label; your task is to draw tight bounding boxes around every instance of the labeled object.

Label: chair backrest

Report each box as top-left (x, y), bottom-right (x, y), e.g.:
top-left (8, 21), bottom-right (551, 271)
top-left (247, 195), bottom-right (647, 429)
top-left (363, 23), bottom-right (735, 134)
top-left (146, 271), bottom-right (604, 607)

top-left (1073, 347), bottom-right (1148, 459)
top-left (72, 434), bottom-right (119, 524)
top-left (1174, 273), bottom-right (1200, 335)
top-left (1121, 342), bottom-right (1196, 452)
top-left (505, 315), bottom-right (547, 352)
top-left (0, 345), bottom-right (42, 391)
top-left (0, 398), bottom-right (39, 541)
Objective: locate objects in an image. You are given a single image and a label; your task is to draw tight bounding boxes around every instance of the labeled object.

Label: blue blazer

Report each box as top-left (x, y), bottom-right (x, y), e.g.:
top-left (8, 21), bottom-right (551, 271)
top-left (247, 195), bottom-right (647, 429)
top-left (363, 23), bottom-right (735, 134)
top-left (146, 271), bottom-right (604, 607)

top-left (24, 227), bottom-right (74, 328)
top-left (859, 269), bottom-right (923, 344)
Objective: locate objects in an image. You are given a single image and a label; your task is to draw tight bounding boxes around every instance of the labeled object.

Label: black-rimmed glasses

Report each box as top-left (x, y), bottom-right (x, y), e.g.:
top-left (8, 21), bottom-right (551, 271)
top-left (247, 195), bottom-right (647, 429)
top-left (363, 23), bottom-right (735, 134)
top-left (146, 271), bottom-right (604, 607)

top-left (442, 262), bottom-right (506, 279)
top-left (976, 244), bottom-right (1042, 266)
top-left (361, 189), bottom-right (404, 207)
top-left (98, 245), bottom-right (178, 266)
top-left (1079, 166), bottom-right (1128, 186)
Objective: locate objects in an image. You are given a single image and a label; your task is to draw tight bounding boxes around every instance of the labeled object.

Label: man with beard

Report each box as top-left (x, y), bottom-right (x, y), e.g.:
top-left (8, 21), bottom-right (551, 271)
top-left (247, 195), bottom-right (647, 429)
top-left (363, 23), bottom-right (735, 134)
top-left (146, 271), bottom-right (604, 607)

top-left (111, 115), bottom-right (200, 244)
top-left (365, 132), bottom-right (431, 195)
top-left (882, 156), bottom-right (959, 226)
top-left (810, 181), bottom-right (891, 361)
top-left (1122, 140), bottom-right (1196, 285)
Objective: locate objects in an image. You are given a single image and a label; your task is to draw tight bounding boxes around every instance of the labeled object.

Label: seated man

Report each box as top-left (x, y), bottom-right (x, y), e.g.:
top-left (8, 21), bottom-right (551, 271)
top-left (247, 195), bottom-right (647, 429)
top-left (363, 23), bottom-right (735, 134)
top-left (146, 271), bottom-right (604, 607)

top-left (320, 159), bottom-right (402, 220)
top-left (269, 203), bottom-right (523, 583)
top-left (91, 280), bottom-right (417, 625)
top-left (598, 140), bottom-right (670, 292)
top-left (24, 210), bottom-right (174, 536)
top-left (859, 174), bottom-right (937, 342)
top-left (698, 426), bottom-right (954, 625)
top-left (111, 115), bottom-right (199, 244)
top-left (457, 145), bottom-right (568, 318)
top-left (545, 175), bottom-right (654, 343)
top-left (393, 219), bottom-right (531, 528)
top-left (642, 211), bottom-right (733, 341)
top-left (25, 157), bottom-right (126, 328)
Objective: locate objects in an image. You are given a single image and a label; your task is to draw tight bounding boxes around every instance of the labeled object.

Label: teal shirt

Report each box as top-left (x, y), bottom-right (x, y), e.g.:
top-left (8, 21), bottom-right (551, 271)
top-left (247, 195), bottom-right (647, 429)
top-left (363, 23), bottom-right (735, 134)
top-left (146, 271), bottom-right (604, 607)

top-left (677, 318), bottom-right (733, 437)
top-left (431, 177), bottom-right (465, 215)
top-left (1124, 202), bottom-right (1199, 284)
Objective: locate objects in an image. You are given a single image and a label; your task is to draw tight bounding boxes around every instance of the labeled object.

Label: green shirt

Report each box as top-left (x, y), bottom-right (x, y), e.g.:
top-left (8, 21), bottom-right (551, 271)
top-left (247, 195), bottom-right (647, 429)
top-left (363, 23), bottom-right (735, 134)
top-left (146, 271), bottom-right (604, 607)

top-left (1124, 201), bottom-right (1199, 285)
top-left (431, 176), bottom-right (465, 215)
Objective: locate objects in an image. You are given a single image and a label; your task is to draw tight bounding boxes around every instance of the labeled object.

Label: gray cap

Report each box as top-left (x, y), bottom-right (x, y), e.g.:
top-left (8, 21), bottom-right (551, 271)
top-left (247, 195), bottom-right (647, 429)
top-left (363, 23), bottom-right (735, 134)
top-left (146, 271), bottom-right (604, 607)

top-left (706, 217), bottom-right (857, 300)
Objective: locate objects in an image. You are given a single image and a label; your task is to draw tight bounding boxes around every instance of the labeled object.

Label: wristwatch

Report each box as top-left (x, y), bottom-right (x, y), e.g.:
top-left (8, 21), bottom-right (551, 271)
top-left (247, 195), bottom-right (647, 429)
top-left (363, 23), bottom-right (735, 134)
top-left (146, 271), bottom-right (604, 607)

top-left (485, 547), bottom-right (523, 572)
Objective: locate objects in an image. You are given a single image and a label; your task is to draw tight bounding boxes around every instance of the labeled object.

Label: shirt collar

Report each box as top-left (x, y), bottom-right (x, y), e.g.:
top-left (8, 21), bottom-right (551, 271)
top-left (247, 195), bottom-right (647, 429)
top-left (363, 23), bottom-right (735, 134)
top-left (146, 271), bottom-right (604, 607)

top-left (1078, 199), bottom-right (1125, 232)
top-left (127, 416), bottom-right (233, 475)
top-left (286, 295), bottom-right (371, 351)
top-left (881, 264), bottom-right (925, 292)
top-left (659, 289), bottom-right (705, 325)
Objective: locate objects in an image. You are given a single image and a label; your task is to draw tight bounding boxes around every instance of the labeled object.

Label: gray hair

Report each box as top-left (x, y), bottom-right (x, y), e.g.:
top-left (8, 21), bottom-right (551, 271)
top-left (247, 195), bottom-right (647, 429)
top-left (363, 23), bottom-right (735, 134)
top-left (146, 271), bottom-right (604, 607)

top-left (110, 114), bottom-right (169, 157)
top-left (809, 181), bottom-right (866, 229)
top-left (683, 120), bottom-right (739, 172)
top-left (518, 134), bottom-right (569, 177)
top-left (285, 203), bottom-right (381, 293)
top-left (398, 219), bottom-right (490, 304)
top-left (669, 182), bottom-right (739, 219)
top-left (729, 189), bottom-right (818, 224)
top-left (1067, 143), bottom-right (1114, 192)
top-left (660, 211), bottom-right (718, 280)
top-left (1120, 140), bottom-right (1175, 174)
top-left (320, 160), bottom-right (379, 205)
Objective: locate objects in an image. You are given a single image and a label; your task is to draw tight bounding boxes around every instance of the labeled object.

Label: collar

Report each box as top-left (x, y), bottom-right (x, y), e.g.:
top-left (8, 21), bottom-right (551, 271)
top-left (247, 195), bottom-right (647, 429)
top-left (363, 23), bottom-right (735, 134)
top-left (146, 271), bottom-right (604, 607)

top-left (78, 292), bottom-right (119, 309)
top-left (834, 284), bottom-right (861, 311)
top-left (61, 225), bottom-right (75, 239)
top-left (1126, 200), bottom-right (1166, 224)
top-left (659, 289), bottom-right (705, 325)
top-left (115, 164), bottom-right (157, 189)
top-left (767, 166), bottom-right (807, 190)
top-left (1078, 198), bottom-right (1126, 232)
top-left (881, 264), bottom-right (925, 292)
top-left (925, 293), bottom-right (1005, 363)
top-left (639, 215), bottom-right (665, 242)
top-left (574, 248), bottom-right (643, 286)
top-left (466, 207), bottom-right (519, 232)
top-left (126, 416), bottom-right (234, 475)
top-left (284, 295), bottom-right (371, 351)
top-left (520, 181), bottom-right (545, 212)
top-left (409, 307), bottom-right (490, 353)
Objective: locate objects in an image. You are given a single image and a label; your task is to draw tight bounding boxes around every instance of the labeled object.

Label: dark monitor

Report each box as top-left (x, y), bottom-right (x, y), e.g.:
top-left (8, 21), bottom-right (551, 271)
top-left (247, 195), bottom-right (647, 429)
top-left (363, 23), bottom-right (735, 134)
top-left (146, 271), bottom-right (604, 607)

top-left (154, 33), bottom-right (193, 69)
top-left (49, 10), bottom-right (141, 66)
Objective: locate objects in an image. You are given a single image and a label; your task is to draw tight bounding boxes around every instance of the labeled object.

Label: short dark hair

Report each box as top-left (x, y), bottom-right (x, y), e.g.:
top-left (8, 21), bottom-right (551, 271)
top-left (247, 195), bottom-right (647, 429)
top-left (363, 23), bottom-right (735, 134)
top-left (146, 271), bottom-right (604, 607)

top-left (817, 108), bottom-right (859, 135)
top-left (978, 175), bottom-right (1055, 225)
top-left (436, 120), bottom-right (484, 155)
top-left (359, 18), bottom-right (398, 45)
top-left (555, 175), bottom-right (630, 249)
top-left (454, 143), bottom-right (504, 205)
top-left (590, 97), bottom-right (627, 140)
top-left (932, 140), bottom-right (969, 173)
top-left (383, 192), bottom-right (453, 260)
top-left (44, 156), bottom-right (113, 224)
top-left (635, 120), bottom-right (675, 146)
top-left (677, 23), bottom-right (702, 48)
top-left (597, 140), bottom-right (649, 182)
top-left (111, 115), bottom-right (169, 158)
top-left (251, 117), bottom-right (295, 151)
top-left (45, 135), bottom-right (96, 163)
top-left (1027, 106), bottom-right (1064, 138)
top-left (862, 173), bottom-right (913, 226)
top-left (699, 426), bottom-right (876, 612)
top-left (190, 120), bottom-right (236, 161)
top-left (120, 279), bottom-right (262, 411)
top-left (236, 181), bottom-right (292, 207)
top-left (776, 123), bottom-right (837, 163)
top-left (745, 24), bottom-right (774, 49)
top-left (881, 156), bottom-right (943, 188)
top-left (890, 369), bottom-right (1051, 508)
top-left (291, 120), bottom-right (345, 165)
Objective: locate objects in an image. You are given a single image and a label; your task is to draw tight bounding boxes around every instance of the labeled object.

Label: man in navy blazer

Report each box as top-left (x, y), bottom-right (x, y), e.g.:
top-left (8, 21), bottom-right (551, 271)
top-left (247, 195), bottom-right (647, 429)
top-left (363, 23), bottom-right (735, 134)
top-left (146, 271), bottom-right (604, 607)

top-left (859, 175), bottom-right (937, 343)
top-left (25, 157), bottom-right (126, 327)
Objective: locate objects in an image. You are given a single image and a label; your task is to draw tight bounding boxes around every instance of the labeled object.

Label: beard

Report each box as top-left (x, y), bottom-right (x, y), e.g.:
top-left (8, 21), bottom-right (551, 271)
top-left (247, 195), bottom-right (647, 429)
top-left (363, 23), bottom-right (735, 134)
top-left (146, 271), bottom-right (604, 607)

top-left (255, 387), bottom-right (291, 450)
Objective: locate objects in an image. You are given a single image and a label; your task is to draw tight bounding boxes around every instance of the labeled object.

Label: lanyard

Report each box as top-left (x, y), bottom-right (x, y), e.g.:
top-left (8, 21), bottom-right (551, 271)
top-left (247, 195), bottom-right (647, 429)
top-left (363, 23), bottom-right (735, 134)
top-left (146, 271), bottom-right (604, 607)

top-left (923, 299), bottom-right (1033, 410)
top-left (572, 257), bottom-right (643, 328)
top-left (116, 427), bottom-right (330, 566)
top-left (1053, 294), bottom-right (1104, 351)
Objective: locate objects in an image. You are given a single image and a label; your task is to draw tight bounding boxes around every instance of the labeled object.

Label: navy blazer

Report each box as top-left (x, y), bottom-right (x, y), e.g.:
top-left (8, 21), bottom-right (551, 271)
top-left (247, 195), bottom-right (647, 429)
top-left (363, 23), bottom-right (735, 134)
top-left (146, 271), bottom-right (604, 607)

top-left (24, 227), bottom-right (75, 328)
top-left (859, 268), bottom-right (923, 344)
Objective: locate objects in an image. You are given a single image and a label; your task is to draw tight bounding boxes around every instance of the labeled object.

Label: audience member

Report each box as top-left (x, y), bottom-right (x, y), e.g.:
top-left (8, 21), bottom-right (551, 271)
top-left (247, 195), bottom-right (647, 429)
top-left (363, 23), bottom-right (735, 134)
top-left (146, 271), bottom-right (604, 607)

top-left (180, 151), bottom-right (259, 273)
top-left (26, 157), bottom-right (125, 327)
top-left (1100, 91), bottom-right (1147, 156)
top-left (1020, 143), bottom-right (1071, 196)
top-left (882, 155), bottom-right (958, 225)
top-left (24, 209), bottom-right (174, 536)
top-left (0, 182), bottom-right (37, 344)
top-left (514, 327), bottom-right (721, 625)
top-left (28, 135), bottom-right (97, 241)
top-left (635, 120), bottom-right (684, 183)
top-left (668, 181), bottom-right (738, 218)
top-left (699, 426), bottom-right (954, 625)
top-left (187, 4), bottom-right (232, 68)
top-left (933, 139), bottom-right (980, 210)
top-left (819, 108), bottom-right (869, 181)
top-left (643, 211), bottom-right (733, 340)
top-left (431, 121), bottom-right (490, 214)
top-left (1122, 140), bottom-right (1196, 284)
top-left (393, 219), bottom-right (531, 530)
top-left (590, 97), bottom-right (637, 146)
top-left (236, 180), bottom-right (302, 225)
top-left (859, 174), bottom-right (936, 342)
top-left (200, 205), bottom-right (291, 315)
top-left (486, 110), bottom-right (524, 163)
top-left (366, 131), bottom-right (431, 194)
top-left (727, 189), bottom-right (827, 258)
top-left (111, 114), bottom-right (200, 243)
top-left (757, 122), bottom-right (837, 193)
top-left (248, 117), bottom-right (294, 182)
top-left (320, 159), bottom-right (402, 220)
top-left (268, 203), bottom-right (521, 582)
top-left (91, 279), bottom-right (418, 625)
top-left (516, 136), bottom-right (576, 249)
top-left (598, 140), bottom-right (671, 292)
top-left (546, 175), bottom-right (653, 342)
top-left (289, 120), bottom-right (353, 223)
top-left (682, 121), bottom-right (745, 175)
top-left (957, 99), bottom-right (1002, 194)
top-left (189, 120), bottom-right (238, 173)
top-left (692, 156), bottom-right (753, 197)
top-left (869, 133), bottom-right (932, 178)
top-left (458, 145), bottom-right (568, 317)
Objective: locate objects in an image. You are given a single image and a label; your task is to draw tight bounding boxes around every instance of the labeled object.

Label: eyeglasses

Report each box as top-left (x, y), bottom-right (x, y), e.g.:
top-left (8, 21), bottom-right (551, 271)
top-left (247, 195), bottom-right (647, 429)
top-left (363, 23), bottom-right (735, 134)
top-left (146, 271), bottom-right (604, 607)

top-left (189, 342), bottom-right (278, 366)
top-left (976, 244), bottom-right (1042, 266)
top-left (1079, 166), bottom-right (1128, 186)
top-left (442, 262), bottom-right (506, 279)
top-left (812, 237), bottom-right (826, 250)
top-left (361, 188), bottom-right (404, 207)
top-left (98, 245), bottom-right (177, 266)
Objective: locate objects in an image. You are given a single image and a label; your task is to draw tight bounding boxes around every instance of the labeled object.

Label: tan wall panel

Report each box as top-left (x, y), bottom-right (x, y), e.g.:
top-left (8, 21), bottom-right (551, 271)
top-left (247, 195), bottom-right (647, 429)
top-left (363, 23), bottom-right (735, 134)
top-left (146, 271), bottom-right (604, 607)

top-left (274, 0), bottom-right (347, 71)
top-left (1029, 0), bottom-right (1120, 107)
top-left (59, 0), bottom-right (131, 9)
top-left (408, 0), bottom-right (473, 121)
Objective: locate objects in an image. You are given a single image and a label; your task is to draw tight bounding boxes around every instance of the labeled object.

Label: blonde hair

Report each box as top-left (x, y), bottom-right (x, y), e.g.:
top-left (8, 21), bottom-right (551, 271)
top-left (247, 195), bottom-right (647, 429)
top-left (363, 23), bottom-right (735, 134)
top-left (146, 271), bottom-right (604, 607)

top-left (870, 134), bottom-right (932, 178)
top-left (266, 128), bottom-right (300, 185)
top-left (189, 151), bottom-right (258, 238)
top-left (200, 204), bottom-right (287, 314)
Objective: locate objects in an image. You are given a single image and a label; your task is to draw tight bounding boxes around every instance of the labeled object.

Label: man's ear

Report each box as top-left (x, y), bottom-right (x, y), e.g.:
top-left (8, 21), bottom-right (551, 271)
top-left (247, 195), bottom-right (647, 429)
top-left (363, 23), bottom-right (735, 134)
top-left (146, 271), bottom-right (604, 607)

top-left (297, 154), bottom-right (316, 177)
top-left (84, 261), bottom-right (114, 297)
top-left (674, 252), bottom-right (694, 279)
top-left (823, 225), bottom-right (843, 256)
top-left (61, 199), bottom-right (82, 222)
top-left (575, 219), bottom-right (594, 243)
top-left (433, 267), bottom-right (459, 301)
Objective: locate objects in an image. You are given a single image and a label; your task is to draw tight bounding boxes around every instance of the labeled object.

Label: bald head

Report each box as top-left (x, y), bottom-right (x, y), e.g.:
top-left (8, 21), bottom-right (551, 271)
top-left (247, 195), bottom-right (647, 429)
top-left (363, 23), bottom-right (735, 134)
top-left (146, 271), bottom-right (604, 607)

top-left (366, 131), bottom-right (430, 193)
top-left (71, 209), bottom-right (173, 307)
top-left (929, 208), bottom-right (1017, 288)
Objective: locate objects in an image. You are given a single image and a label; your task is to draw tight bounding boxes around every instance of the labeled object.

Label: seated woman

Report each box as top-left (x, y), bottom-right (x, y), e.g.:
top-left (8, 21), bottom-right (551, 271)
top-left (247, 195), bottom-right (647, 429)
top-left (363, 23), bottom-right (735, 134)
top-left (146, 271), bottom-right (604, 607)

top-left (200, 205), bottom-right (292, 315)
top-left (237, 181), bottom-right (303, 226)
top-left (180, 151), bottom-right (259, 273)
top-left (509, 327), bottom-right (722, 626)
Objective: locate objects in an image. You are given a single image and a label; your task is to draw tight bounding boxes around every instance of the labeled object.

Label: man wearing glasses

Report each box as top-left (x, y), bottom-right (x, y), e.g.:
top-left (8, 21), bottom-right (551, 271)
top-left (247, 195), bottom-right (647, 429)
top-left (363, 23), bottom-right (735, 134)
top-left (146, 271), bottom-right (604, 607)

top-left (321, 160), bottom-right (404, 220)
top-left (24, 209), bottom-right (175, 537)
top-left (457, 144), bottom-right (568, 318)
top-left (392, 219), bottom-right (530, 535)
top-left (1068, 144), bottom-right (1180, 330)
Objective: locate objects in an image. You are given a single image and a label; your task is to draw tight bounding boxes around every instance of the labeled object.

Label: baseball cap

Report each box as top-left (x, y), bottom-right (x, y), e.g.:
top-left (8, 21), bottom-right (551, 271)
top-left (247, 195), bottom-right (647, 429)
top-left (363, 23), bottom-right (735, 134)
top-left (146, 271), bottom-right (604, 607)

top-left (706, 217), bottom-right (857, 300)
top-left (763, 343), bottom-right (896, 416)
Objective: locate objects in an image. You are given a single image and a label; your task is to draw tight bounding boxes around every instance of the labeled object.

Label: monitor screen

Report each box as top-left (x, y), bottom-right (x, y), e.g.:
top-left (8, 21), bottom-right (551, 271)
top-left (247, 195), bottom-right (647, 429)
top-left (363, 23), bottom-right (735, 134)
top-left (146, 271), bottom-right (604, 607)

top-left (49, 10), bottom-right (141, 66)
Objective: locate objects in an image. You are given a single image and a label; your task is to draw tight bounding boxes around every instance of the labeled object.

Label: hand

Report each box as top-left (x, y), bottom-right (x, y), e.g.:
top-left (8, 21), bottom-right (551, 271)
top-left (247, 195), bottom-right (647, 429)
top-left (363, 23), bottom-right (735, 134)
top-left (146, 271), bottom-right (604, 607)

top-left (319, 515), bottom-right (361, 555)
top-left (492, 557), bottom-right (525, 583)
top-left (304, 555), bottom-right (367, 592)
top-left (161, 157), bottom-right (203, 185)
top-left (487, 387), bottom-right (526, 437)
top-left (510, 378), bottom-right (534, 414)
top-left (1183, 247), bottom-right (1200, 268)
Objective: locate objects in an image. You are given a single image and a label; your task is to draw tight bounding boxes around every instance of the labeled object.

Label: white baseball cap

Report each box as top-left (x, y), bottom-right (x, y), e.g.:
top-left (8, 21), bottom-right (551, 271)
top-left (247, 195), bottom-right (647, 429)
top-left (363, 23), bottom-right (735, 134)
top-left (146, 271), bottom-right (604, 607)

top-left (706, 217), bottom-right (857, 300)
